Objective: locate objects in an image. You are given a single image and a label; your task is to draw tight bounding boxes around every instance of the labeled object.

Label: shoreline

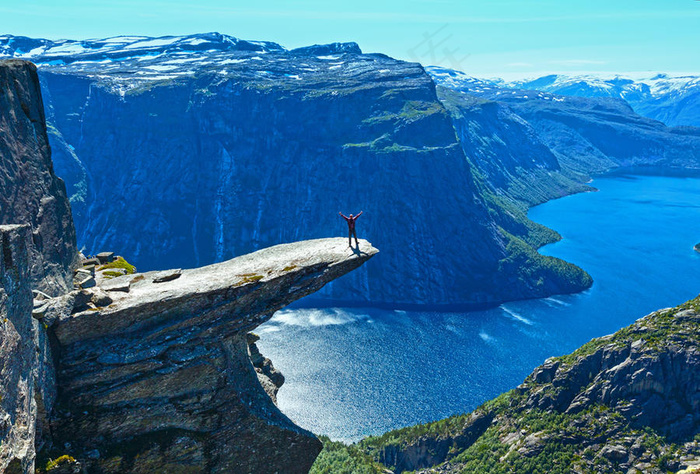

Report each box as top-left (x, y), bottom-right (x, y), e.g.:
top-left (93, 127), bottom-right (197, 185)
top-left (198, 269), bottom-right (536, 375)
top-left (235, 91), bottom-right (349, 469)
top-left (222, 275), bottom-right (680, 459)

top-left (300, 168), bottom-right (700, 314)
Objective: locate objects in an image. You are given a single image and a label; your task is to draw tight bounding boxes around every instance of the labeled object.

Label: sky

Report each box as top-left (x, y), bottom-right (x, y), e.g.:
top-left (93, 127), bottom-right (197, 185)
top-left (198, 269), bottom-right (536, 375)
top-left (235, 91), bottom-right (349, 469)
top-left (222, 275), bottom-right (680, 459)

top-left (2, 0), bottom-right (699, 78)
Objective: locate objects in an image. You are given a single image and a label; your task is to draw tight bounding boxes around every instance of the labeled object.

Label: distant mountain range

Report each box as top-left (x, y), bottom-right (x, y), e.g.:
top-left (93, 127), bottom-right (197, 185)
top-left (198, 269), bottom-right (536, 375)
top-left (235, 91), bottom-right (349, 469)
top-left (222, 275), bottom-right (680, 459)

top-left (1, 33), bottom-right (698, 307)
top-left (0, 32), bottom-right (360, 62)
top-left (428, 66), bottom-right (700, 127)
top-left (2, 33), bottom-right (696, 128)
top-left (430, 69), bottom-right (700, 187)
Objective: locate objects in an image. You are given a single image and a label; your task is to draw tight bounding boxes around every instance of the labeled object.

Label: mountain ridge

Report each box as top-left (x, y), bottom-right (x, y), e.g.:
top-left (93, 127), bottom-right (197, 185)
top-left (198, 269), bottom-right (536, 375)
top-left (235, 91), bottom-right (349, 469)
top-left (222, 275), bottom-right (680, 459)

top-left (428, 66), bottom-right (700, 128)
top-left (0, 32), bottom-right (363, 64)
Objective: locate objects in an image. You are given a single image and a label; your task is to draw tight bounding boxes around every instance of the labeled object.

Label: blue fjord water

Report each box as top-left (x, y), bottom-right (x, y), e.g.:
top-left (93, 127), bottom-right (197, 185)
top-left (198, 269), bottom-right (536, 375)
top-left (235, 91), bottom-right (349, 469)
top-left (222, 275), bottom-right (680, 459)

top-left (257, 174), bottom-right (700, 442)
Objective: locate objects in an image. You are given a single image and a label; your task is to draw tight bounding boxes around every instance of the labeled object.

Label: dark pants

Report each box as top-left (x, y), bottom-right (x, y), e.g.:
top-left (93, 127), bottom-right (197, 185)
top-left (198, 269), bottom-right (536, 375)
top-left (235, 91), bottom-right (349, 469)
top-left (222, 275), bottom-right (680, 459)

top-left (348, 228), bottom-right (358, 247)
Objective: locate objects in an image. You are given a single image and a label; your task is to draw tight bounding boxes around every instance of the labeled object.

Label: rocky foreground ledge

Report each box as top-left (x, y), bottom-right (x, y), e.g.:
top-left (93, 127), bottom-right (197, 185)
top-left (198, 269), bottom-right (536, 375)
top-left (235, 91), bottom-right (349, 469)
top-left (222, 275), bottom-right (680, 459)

top-left (7, 237), bottom-right (377, 473)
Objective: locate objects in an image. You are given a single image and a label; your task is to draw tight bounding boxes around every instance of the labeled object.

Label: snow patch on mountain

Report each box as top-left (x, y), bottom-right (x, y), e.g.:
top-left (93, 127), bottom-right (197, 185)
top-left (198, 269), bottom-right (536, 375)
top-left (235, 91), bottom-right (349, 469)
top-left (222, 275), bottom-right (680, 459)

top-left (0, 33), bottom-right (366, 91)
top-left (427, 65), bottom-right (700, 127)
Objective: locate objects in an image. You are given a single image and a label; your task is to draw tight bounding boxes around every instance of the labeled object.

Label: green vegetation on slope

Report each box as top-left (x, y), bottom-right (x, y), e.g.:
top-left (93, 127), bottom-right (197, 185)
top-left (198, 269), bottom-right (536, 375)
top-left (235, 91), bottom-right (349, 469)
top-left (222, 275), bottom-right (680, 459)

top-left (473, 169), bottom-right (593, 296)
top-left (98, 256), bottom-right (136, 274)
top-left (362, 100), bottom-right (446, 126)
top-left (309, 437), bottom-right (385, 474)
top-left (556, 294), bottom-right (700, 365)
top-left (309, 295), bottom-right (700, 473)
top-left (498, 229), bottom-right (593, 294)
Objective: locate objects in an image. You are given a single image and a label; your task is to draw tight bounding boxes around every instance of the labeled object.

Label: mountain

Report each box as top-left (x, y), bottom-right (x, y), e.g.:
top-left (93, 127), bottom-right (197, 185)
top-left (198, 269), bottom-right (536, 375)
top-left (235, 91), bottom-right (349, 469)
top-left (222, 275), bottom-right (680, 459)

top-left (428, 66), bottom-right (700, 182)
top-left (427, 66), bottom-right (700, 127)
top-left (312, 295), bottom-right (700, 473)
top-left (513, 73), bottom-right (700, 128)
top-left (0, 33), bottom-right (592, 308)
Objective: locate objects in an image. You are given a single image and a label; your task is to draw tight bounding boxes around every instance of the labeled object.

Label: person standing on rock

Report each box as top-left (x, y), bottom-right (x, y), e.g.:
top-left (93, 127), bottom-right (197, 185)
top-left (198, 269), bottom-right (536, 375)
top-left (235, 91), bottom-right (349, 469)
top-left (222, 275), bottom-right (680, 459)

top-left (339, 211), bottom-right (363, 247)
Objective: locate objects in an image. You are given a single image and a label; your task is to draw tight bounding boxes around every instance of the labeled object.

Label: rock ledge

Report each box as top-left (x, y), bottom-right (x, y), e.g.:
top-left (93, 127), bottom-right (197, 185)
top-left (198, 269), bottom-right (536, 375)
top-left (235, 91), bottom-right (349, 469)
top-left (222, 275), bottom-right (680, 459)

top-left (46, 238), bottom-right (377, 473)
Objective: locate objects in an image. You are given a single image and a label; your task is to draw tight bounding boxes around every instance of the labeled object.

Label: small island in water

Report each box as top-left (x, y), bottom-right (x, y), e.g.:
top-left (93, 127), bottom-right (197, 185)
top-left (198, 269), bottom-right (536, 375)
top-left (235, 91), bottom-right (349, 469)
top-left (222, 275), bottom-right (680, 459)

top-left (695, 242), bottom-right (700, 253)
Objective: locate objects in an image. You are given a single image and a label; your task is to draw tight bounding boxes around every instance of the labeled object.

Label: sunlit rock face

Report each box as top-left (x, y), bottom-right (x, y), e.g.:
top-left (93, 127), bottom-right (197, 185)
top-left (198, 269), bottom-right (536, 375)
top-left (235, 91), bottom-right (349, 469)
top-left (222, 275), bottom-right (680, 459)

top-left (49, 238), bottom-right (377, 473)
top-left (0, 59), bottom-right (76, 474)
top-left (0, 59), bottom-right (78, 295)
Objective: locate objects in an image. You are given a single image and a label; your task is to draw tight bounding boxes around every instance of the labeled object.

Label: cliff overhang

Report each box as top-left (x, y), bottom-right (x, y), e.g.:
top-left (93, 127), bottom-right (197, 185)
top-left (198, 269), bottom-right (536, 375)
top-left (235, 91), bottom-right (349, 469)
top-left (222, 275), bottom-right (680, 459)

top-left (43, 238), bottom-right (377, 473)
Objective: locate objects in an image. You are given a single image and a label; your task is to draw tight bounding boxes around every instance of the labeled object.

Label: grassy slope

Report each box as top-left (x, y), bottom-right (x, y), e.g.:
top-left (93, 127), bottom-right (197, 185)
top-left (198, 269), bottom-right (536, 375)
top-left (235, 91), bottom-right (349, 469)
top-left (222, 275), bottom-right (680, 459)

top-left (310, 295), bottom-right (700, 473)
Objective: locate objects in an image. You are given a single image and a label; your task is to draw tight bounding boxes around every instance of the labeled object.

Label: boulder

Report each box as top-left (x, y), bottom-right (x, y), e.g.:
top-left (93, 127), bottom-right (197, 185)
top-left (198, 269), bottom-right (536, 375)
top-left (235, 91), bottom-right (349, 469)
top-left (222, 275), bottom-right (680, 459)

top-left (96, 252), bottom-right (115, 264)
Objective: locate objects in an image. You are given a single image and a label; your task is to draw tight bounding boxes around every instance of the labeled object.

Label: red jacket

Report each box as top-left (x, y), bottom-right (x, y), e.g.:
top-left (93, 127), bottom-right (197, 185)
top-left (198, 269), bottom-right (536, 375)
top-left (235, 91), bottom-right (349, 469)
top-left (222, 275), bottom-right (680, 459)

top-left (339, 211), bottom-right (363, 231)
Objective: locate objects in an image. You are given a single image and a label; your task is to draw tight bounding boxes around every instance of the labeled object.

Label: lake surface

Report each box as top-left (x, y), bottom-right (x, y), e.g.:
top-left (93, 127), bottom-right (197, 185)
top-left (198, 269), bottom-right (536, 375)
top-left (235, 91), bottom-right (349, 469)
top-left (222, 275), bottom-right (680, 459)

top-left (257, 174), bottom-right (700, 442)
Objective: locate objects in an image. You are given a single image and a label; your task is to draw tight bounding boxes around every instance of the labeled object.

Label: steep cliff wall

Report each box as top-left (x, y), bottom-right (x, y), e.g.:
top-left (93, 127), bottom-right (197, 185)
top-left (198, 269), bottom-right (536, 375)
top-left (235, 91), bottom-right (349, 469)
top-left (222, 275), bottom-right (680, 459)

top-left (345, 295), bottom-right (700, 473)
top-left (0, 225), bottom-right (37, 474)
top-left (0, 59), bottom-right (76, 474)
top-left (0, 60), bottom-right (77, 295)
top-left (0, 225), bottom-right (57, 474)
top-left (0, 34), bottom-right (591, 307)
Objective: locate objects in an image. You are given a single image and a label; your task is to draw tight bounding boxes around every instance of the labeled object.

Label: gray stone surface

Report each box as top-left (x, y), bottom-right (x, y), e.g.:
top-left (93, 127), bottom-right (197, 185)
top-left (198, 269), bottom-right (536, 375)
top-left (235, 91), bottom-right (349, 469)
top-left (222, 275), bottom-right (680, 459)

top-left (0, 60), bottom-right (78, 295)
top-left (49, 237), bottom-right (377, 473)
top-left (95, 252), bottom-right (114, 263)
top-left (0, 225), bottom-right (56, 474)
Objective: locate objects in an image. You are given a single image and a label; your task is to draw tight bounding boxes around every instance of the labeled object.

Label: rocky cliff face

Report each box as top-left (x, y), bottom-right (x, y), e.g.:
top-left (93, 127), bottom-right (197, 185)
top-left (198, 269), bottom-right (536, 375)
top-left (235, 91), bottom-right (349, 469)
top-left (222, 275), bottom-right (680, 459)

top-left (353, 295), bottom-right (700, 473)
top-left (0, 59), bottom-right (76, 474)
top-left (0, 33), bottom-right (591, 308)
top-left (0, 225), bottom-right (40, 474)
top-left (41, 238), bottom-right (376, 473)
top-left (0, 59), bottom-right (78, 294)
